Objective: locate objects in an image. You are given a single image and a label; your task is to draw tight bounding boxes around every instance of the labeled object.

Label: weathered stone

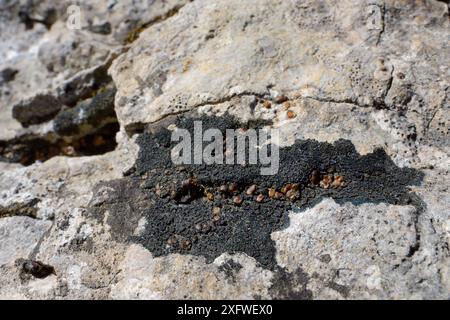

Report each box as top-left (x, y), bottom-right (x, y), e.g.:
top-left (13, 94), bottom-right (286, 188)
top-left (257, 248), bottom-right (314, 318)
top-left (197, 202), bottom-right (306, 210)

top-left (0, 217), bottom-right (51, 267)
top-left (0, 0), bottom-right (449, 300)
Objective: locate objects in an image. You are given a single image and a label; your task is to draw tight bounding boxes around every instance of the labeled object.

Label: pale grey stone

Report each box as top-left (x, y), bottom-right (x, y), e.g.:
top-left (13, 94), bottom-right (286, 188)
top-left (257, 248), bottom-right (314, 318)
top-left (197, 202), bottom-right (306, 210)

top-left (0, 217), bottom-right (51, 267)
top-left (0, 0), bottom-right (449, 300)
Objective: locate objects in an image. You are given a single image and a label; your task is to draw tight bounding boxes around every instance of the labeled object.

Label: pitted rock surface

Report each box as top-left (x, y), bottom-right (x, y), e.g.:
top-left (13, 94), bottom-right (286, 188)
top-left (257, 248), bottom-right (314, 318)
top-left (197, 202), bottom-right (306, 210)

top-left (0, 0), bottom-right (449, 300)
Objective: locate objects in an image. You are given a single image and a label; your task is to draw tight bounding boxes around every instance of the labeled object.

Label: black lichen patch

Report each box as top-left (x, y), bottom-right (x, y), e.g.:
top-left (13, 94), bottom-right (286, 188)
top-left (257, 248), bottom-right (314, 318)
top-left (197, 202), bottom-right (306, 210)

top-left (89, 114), bottom-right (424, 271)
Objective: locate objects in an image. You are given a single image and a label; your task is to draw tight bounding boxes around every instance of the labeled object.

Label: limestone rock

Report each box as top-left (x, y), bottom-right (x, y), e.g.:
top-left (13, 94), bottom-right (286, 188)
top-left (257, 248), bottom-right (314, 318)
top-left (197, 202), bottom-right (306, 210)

top-left (0, 0), bottom-right (449, 300)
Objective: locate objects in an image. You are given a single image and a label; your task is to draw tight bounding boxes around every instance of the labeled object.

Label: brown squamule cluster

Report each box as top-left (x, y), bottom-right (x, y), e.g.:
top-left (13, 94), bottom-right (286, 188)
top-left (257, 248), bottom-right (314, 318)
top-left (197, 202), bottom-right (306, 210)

top-left (158, 167), bottom-right (345, 209)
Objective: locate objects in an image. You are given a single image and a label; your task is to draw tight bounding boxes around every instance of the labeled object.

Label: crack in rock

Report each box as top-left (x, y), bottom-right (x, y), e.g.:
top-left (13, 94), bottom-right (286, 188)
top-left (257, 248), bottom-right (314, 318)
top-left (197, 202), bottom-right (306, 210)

top-left (0, 199), bottom-right (40, 219)
top-left (1, 84), bottom-right (120, 166)
top-left (123, 1), bottom-right (192, 44)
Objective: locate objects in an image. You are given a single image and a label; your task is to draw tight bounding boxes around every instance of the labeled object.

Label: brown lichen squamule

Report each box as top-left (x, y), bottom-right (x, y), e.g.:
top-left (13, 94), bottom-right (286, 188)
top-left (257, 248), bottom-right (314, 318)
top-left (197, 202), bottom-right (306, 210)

top-left (158, 171), bottom-right (344, 208)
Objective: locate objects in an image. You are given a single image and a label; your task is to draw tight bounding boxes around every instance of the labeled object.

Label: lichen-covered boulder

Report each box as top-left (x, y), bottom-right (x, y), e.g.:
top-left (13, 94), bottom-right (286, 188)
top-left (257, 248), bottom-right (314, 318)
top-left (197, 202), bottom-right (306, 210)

top-left (0, 0), bottom-right (449, 300)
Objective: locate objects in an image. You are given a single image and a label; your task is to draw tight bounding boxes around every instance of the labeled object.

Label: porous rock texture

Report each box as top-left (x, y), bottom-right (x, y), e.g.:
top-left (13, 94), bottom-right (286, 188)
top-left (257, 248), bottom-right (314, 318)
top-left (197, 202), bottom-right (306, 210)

top-left (0, 0), bottom-right (449, 300)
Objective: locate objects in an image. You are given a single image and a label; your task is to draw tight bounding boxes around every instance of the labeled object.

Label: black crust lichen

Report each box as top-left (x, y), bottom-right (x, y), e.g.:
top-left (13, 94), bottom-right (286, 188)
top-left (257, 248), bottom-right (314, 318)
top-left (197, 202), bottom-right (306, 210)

top-left (89, 114), bottom-right (425, 271)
